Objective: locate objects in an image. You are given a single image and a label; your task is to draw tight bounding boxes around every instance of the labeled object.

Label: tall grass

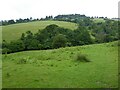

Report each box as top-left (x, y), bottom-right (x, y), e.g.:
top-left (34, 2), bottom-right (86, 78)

top-left (75, 53), bottom-right (90, 62)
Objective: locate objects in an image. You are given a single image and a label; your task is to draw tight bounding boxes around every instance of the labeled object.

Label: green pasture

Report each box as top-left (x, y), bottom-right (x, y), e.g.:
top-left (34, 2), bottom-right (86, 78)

top-left (2, 42), bottom-right (118, 88)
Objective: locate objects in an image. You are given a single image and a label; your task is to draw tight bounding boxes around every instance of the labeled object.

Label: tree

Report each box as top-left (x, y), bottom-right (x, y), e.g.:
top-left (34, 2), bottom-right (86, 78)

top-left (21, 31), bottom-right (35, 50)
top-left (95, 31), bottom-right (106, 43)
top-left (2, 40), bottom-right (8, 48)
top-left (16, 18), bottom-right (24, 23)
top-left (35, 24), bottom-right (72, 49)
top-left (45, 24), bottom-right (59, 30)
top-left (27, 39), bottom-right (40, 50)
top-left (35, 24), bottom-right (60, 49)
top-left (8, 40), bottom-right (25, 52)
top-left (1, 20), bottom-right (8, 25)
top-left (2, 40), bottom-right (11, 54)
top-left (104, 34), bottom-right (114, 42)
top-left (2, 48), bottom-right (11, 54)
top-left (20, 33), bottom-right (25, 40)
top-left (8, 20), bottom-right (15, 24)
top-left (30, 17), bottom-right (32, 21)
top-left (52, 34), bottom-right (67, 48)
top-left (74, 25), bottom-right (92, 45)
top-left (23, 18), bottom-right (30, 22)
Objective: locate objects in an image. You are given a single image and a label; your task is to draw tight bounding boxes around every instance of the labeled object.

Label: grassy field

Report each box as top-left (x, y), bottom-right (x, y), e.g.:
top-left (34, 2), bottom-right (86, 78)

top-left (0, 57), bottom-right (1, 87)
top-left (2, 42), bottom-right (118, 88)
top-left (2, 21), bottom-right (77, 42)
top-left (0, 53), bottom-right (1, 89)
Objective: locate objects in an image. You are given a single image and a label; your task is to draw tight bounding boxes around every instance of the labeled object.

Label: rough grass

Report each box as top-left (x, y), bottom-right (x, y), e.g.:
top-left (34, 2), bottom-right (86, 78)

top-left (2, 41), bottom-right (118, 88)
top-left (75, 53), bottom-right (90, 62)
top-left (2, 20), bottom-right (77, 42)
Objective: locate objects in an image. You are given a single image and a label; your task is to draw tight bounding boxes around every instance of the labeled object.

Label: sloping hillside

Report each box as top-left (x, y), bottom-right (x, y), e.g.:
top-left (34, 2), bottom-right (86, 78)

top-left (2, 21), bottom-right (77, 42)
top-left (2, 42), bottom-right (118, 88)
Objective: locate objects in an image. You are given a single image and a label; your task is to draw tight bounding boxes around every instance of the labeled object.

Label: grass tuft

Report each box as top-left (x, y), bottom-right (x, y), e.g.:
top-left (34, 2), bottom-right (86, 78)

top-left (75, 53), bottom-right (90, 62)
top-left (17, 58), bottom-right (27, 64)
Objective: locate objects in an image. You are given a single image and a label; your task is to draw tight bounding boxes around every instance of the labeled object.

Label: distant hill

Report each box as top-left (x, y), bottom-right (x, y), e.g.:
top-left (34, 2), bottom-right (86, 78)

top-left (1, 14), bottom-right (108, 26)
top-left (54, 14), bottom-right (87, 22)
top-left (1, 14), bottom-right (118, 45)
top-left (2, 20), bottom-right (77, 42)
top-left (111, 18), bottom-right (120, 21)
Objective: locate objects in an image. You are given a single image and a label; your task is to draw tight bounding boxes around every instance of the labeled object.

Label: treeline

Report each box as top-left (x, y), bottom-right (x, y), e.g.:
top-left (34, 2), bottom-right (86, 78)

top-left (53, 14), bottom-right (108, 23)
top-left (0, 16), bottom-right (53, 26)
top-left (54, 14), bottom-right (87, 23)
top-left (1, 14), bottom-right (109, 26)
top-left (90, 20), bottom-right (118, 42)
top-left (2, 19), bottom-right (118, 54)
top-left (1, 17), bottom-right (32, 26)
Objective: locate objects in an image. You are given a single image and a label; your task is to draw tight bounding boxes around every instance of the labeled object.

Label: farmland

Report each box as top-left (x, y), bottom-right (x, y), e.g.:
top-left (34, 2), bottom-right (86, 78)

top-left (2, 21), bottom-right (77, 42)
top-left (1, 16), bottom-right (118, 88)
top-left (2, 41), bottom-right (118, 88)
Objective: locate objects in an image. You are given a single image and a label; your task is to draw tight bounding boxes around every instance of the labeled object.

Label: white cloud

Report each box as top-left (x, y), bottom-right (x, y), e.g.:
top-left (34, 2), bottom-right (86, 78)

top-left (0, 0), bottom-right (119, 20)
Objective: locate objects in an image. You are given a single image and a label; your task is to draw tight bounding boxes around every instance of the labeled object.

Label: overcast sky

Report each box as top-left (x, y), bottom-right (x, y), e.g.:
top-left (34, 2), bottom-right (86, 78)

top-left (0, 0), bottom-right (119, 20)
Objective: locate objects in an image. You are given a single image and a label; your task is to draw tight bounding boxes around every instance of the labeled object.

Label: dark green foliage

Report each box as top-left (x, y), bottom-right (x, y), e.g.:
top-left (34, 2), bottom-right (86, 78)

top-left (8, 20), bottom-right (15, 24)
top-left (27, 39), bottom-right (40, 50)
top-left (51, 64), bottom-right (54, 67)
top-left (54, 14), bottom-right (87, 23)
top-left (2, 48), bottom-right (11, 54)
top-left (6, 73), bottom-right (11, 77)
top-left (21, 31), bottom-right (40, 50)
top-left (75, 53), bottom-right (90, 62)
top-left (105, 34), bottom-right (114, 42)
top-left (52, 34), bottom-right (67, 48)
top-left (73, 25), bottom-right (92, 45)
top-left (95, 32), bottom-right (106, 43)
top-left (2, 40), bottom-right (8, 48)
top-left (35, 24), bottom-right (73, 49)
top-left (91, 20), bottom-right (118, 43)
top-left (2, 40), bottom-right (25, 54)
top-left (1, 18), bottom-right (31, 26)
top-left (8, 40), bottom-right (25, 52)
top-left (20, 33), bottom-right (25, 40)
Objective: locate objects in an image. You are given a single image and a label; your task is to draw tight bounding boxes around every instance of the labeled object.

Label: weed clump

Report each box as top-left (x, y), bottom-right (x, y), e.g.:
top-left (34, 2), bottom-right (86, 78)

top-left (75, 53), bottom-right (90, 62)
top-left (71, 52), bottom-right (74, 54)
top-left (34, 79), bottom-right (39, 82)
top-left (6, 72), bottom-right (11, 77)
top-left (17, 58), bottom-right (27, 64)
top-left (58, 59), bottom-right (61, 61)
top-left (51, 64), bottom-right (53, 67)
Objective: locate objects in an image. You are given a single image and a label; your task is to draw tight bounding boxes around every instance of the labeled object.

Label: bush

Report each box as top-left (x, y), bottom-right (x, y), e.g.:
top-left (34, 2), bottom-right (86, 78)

top-left (75, 53), bottom-right (90, 62)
